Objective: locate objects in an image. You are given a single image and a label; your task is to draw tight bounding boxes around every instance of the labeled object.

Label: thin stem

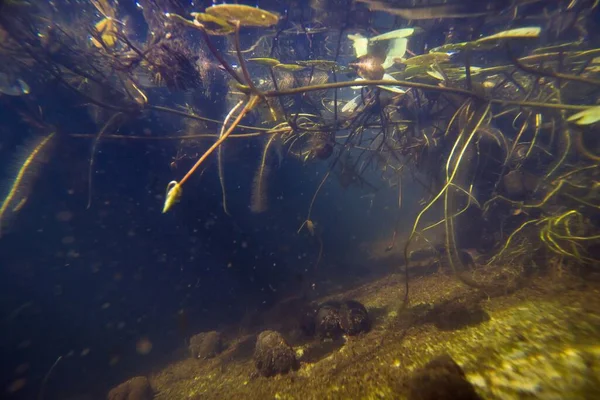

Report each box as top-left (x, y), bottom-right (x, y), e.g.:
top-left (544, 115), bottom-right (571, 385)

top-left (218, 100), bottom-right (245, 216)
top-left (233, 21), bottom-right (262, 95)
top-left (265, 79), bottom-right (480, 98)
top-left (509, 43), bottom-right (600, 87)
top-left (264, 79), bottom-right (590, 112)
top-left (179, 95), bottom-right (260, 187)
top-left (307, 170), bottom-right (331, 222)
top-left (87, 112), bottom-right (124, 209)
top-left (148, 105), bottom-right (273, 131)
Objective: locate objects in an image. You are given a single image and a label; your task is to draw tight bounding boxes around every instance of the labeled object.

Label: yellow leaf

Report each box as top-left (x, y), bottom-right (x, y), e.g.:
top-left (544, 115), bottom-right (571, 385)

top-left (273, 63), bottom-right (306, 72)
top-left (567, 106), bottom-right (600, 125)
top-left (476, 27), bottom-right (541, 43)
top-left (403, 52), bottom-right (451, 66)
top-left (369, 27), bottom-right (420, 42)
top-left (95, 18), bottom-right (109, 33)
top-left (92, 18), bottom-right (117, 48)
top-left (205, 4), bottom-right (279, 27)
top-left (191, 12), bottom-right (234, 35)
top-left (348, 33), bottom-right (369, 58)
top-left (248, 57), bottom-right (281, 67)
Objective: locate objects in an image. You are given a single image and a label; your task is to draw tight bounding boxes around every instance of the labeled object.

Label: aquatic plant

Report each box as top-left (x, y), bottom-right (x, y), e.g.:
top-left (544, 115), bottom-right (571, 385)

top-left (1, 0), bottom-right (599, 311)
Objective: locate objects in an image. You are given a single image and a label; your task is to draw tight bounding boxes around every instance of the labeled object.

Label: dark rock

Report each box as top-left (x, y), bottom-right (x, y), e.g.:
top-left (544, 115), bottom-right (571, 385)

top-left (340, 300), bottom-right (370, 335)
top-left (315, 300), bottom-right (370, 338)
top-left (315, 301), bottom-right (344, 338)
top-left (253, 330), bottom-right (297, 377)
top-left (189, 331), bottom-right (222, 360)
top-left (107, 376), bottom-right (152, 400)
top-left (407, 354), bottom-right (482, 400)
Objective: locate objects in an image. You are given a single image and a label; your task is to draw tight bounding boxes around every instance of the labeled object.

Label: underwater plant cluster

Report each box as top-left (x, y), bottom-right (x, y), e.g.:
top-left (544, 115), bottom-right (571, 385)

top-left (1, 0), bottom-right (600, 398)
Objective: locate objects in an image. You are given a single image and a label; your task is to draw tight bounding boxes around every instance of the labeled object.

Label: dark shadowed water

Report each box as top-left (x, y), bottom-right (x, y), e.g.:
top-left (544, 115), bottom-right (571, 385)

top-left (1, 1), bottom-right (600, 399)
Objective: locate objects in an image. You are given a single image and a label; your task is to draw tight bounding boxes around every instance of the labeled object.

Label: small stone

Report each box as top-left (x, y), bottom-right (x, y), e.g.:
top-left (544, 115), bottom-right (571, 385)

top-left (340, 300), bottom-right (370, 335)
top-left (253, 330), bottom-right (297, 377)
top-left (315, 301), bottom-right (343, 338)
top-left (315, 300), bottom-right (370, 338)
top-left (107, 376), bottom-right (152, 400)
top-left (189, 331), bottom-right (222, 360)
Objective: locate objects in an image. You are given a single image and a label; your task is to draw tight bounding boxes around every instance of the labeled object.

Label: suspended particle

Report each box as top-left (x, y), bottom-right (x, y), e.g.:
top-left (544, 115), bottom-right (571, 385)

top-left (136, 337), bottom-right (153, 355)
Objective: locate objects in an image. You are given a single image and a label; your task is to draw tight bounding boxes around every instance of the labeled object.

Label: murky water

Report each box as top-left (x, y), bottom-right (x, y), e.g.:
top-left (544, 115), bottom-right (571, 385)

top-left (1, 1), bottom-right (599, 399)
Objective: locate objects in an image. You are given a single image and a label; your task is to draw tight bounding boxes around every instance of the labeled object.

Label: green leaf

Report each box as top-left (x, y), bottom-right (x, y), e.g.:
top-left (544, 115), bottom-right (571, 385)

top-left (248, 57), bottom-right (281, 66)
top-left (476, 27), bottom-right (541, 43)
top-left (205, 4), bottom-right (279, 27)
top-left (273, 63), bottom-right (306, 72)
top-left (567, 106), bottom-right (600, 126)
top-left (369, 27), bottom-right (421, 42)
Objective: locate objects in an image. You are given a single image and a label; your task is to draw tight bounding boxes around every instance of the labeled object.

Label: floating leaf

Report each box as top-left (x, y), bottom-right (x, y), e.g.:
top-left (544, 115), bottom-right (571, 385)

top-left (348, 33), bottom-right (369, 58)
top-left (430, 41), bottom-right (472, 53)
top-left (403, 52), bottom-right (451, 67)
top-left (191, 12), bottom-right (234, 35)
top-left (382, 38), bottom-right (408, 69)
top-left (426, 66), bottom-right (482, 81)
top-left (476, 27), bottom-right (541, 43)
top-left (90, 0), bottom-right (118, 47)
top-left (273, 63), bottom-right (306, 72)
top-left (566, 48), bottom-right (600, 62)
top-left (205, 4), bottom-right (279, 27)
top-left (350, 77), bottom-right (365, 90)
top-left (567, 106), bottom-right (600, 126)
top-left (356, 0), bottom-right (495, 19)
top-left (349, 76), bottom-right (406, 94)
top-left (427, 69), bottom-right (445, 81)
top-left (394, 65), bottom-right (432, 80)
top-left (92, 18), bottom-right (117, 48)
top-left (377, 74), bottom-right (406, 94)
top-left (166, 13), bottom-right (199, 29)
top-left (588, 58), bottom-right (600, 73)
top-left (297, 60), bottom-right (335, 69)
top-left (532, 41), bottom-right (584, 54)
top-left (369, 27), bottom-right (420, 42)
top-left (341, 95), bottom-right (363, 113)
top-left (431, 27), bottom-right (541, 53)
top-left (248, 57), bottom-right (281, 66)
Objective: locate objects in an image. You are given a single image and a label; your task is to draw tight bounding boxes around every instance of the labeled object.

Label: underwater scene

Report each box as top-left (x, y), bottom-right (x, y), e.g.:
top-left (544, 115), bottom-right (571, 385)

top-left (1, 0), bottom-right (600, 399)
